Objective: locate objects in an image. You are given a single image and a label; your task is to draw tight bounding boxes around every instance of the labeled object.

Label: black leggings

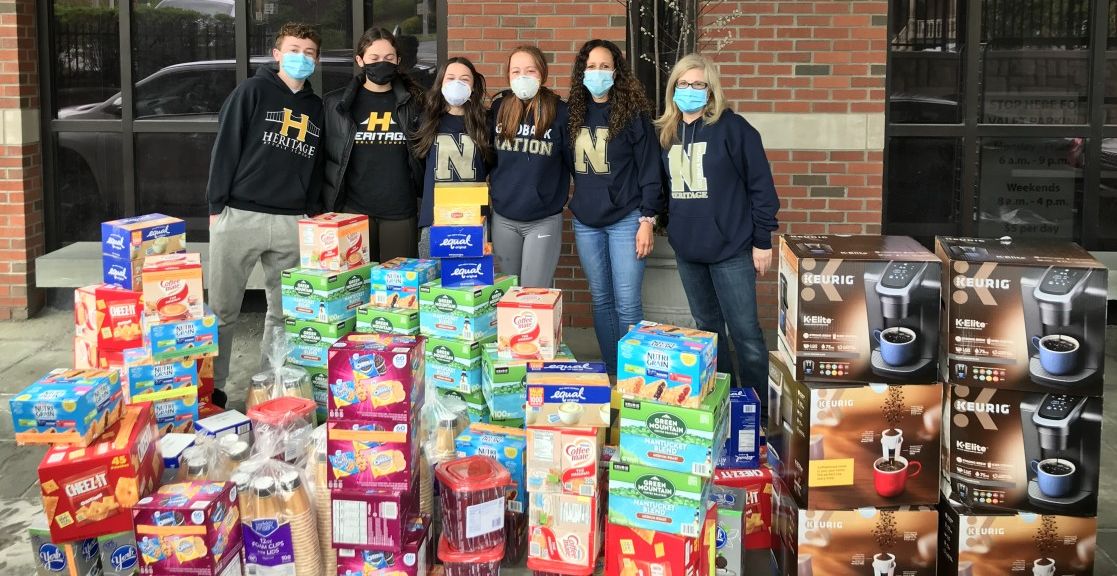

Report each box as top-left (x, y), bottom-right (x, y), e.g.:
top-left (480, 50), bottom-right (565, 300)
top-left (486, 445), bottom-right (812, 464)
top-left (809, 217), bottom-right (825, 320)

top-left (344, 207), bottom-right (419, 262)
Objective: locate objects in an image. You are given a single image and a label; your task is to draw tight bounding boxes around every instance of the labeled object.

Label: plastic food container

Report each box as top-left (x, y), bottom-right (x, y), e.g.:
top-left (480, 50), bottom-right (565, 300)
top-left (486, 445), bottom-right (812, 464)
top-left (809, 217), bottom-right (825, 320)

top-left (435, 455), bottom-right (511, 552)
top-left (503, 510), bottom-right (526, 566)
top-left (247, 396), bottom-right (317, 427)
top-left (526, 557), bottom-right (595, 576)
top-left (438, 534), bottom-right (504, 576)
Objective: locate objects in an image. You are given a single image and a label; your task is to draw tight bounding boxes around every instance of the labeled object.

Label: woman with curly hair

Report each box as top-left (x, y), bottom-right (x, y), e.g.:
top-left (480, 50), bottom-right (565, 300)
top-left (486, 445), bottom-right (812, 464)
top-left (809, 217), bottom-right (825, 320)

top-left (567, 39), bottom-right (663, 375)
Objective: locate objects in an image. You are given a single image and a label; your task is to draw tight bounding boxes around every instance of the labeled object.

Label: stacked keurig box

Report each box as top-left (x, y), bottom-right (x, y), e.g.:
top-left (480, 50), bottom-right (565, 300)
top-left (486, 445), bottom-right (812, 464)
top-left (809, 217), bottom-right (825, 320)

top-left (770, 235), bottom-right (945, 576)
top-left (936, 237), bottom-right (1104, 576)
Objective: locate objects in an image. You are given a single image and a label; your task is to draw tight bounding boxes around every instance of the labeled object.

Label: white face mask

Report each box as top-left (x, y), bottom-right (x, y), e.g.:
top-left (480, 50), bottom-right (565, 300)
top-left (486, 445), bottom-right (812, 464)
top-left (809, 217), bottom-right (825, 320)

top-left (510, 75), bottom-right (541, 100)
top-left (441, 79), bottom-right (472, 107)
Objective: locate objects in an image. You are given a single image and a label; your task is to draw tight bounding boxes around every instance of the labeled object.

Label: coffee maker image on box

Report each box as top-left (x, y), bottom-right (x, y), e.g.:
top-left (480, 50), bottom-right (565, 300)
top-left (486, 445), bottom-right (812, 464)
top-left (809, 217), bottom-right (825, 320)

top-left (865, 261), bottom-right (940, 380)
top-left (1021, 266), bottom-right (1105, 388)
top-left (1020, 393), bottom-right (1100, 512)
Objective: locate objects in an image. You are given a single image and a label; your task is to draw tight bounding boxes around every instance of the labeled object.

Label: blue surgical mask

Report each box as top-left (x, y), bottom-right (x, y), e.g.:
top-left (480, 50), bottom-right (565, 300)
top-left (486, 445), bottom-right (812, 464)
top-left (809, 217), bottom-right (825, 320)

top-left (281, 53), bottom-right (316, 80)
top-left (673, 87), bottom-right (708, 114)
top-left (582, 70), bottom-right (615, 99)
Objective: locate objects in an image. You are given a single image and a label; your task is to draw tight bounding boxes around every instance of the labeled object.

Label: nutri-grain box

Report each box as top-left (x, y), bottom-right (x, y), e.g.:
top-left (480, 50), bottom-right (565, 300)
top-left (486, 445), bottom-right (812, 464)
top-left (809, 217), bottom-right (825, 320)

top-left (617, 321), bottom-right (718, 407)
top-left (369, 258), bottom-right (441, 310)
top-left (12, 368), bottom-right (124, 446)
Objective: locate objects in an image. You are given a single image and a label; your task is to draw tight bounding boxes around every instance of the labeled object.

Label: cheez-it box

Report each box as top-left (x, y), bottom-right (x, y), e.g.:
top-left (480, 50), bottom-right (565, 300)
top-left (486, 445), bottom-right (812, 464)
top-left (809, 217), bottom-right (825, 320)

top-left (38, 402), bottom-right (162, 543)
top-left (75, 284), bottom-right (144, 351)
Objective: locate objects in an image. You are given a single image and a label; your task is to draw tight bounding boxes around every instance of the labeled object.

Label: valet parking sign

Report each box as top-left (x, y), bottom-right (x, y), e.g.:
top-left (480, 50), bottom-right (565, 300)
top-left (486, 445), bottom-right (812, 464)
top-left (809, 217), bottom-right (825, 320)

top-left (977, 138), bottom-right (1077, 240)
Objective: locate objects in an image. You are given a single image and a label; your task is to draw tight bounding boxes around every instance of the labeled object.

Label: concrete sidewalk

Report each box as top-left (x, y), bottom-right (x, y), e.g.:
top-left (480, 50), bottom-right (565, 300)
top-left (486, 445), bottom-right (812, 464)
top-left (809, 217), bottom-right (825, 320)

top-left (1, 309), bottom-right (1116, 574)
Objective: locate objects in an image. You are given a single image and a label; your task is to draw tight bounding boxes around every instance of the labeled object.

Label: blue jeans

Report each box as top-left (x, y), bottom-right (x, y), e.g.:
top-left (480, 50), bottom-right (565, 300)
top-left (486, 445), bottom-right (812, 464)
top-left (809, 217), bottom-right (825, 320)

top-left (573, 211), bottom-right (646, 374)
top-left (675, 249), bottom-right (768, 402)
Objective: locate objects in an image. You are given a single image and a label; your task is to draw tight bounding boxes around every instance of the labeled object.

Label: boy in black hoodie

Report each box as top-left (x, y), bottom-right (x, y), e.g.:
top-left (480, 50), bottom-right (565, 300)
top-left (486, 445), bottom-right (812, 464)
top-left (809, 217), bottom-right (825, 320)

top-left (206, 23), bottom-right (325, 405)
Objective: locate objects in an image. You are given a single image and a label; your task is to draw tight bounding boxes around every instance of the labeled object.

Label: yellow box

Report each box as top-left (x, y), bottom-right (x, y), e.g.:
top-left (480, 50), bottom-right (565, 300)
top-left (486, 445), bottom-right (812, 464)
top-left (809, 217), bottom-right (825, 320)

top-left (433, 182), bottom-right (489, 207)
top-left (433, 204), bottom-right (485, 226)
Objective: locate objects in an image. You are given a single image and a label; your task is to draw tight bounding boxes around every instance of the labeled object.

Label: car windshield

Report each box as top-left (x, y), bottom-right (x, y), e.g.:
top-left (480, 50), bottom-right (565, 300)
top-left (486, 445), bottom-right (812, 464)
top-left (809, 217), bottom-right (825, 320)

top-left (155, 0), bottom-right (233, 16)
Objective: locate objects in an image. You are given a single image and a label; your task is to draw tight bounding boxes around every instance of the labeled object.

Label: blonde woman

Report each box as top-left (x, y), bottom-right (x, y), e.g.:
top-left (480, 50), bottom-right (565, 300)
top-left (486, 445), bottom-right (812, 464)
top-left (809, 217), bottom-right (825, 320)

top-left (656, 53), bottom-right (779, 403)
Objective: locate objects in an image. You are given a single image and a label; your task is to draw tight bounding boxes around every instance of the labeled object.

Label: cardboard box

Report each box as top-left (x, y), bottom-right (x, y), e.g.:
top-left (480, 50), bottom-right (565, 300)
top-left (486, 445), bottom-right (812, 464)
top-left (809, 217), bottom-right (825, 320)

top-left (456, 423), bottom-right (528, 514)
top-left (75, 284), bottom-right (144, 351)
top-left (433, 182), bottom-right (489, 206)
top-left (419, 275), bottom-right (517, 341)
top-left (160, 433), bottom-right (195, 470)
top-left (356, 304), bottom-right (421, 336)
top-left (327, 333), bottom-right (425, 424)
top-left (525, 362), bottom-right (611, 428)
top-left (777, 234), bottom-right (942, 384)
top-left (608, 460), bottom-right (711, 538)
top-left (326, 421), bottom-right (417, 492)
top-left (123, 348), bottom-right (198, 401)
top-left (497, 287), bottom-right (563, 360)
top-left (617, 321), bottom-right (718, 408)
top-left (193, 410), bottom-right (252, 443)
top-left (429, 222), bottom-right (488, 258)
top-left (75, 335), bottom-right (126, 371)
top-left (335, 514), bottom-right (429, 575)
top-left (330, 489), bottom-right (416, 552)
top-left (369, 257), bottom-right (440, 309)
top-left (482, 342), bottom-right (574, 422)
top-left (441, 255), bottom-right (495, 288)
top-left (102, 213), bottom-right (186, 262)
top-left (29, 518), bottom-right (102, 576)
top-left (525, 426), bottom-right (600, 497)
top-left (299, 212), bottom-right (372, 271)
top-left (619, 373), bottom-right (729, 477)
top-left (719, 386), bottom-right (763, 469)
top-left (286, 317), bottom-right (356, 369)
top-left (434, 387), bottom-right (491, 423)
top-left (141, 253), bottom-right (205, 321)
top-left (38, 403), bottom-right (161, 543)
top-left (939, 500), bottom-right (1097, 576)
top-left (603, 508), bottom-right (713, 576)
top-left (714, 467), bottom-right (775, 551)
top-left (281, 264), bottom-right (372, 323)
top-left (132, 482), bottom-right (243, 576)
top-left (99, 530), bottom-right (140, 576)
top-left (131, 385), bottom-right (199, 436)
top-left (11, 368), bottom-right (124, 446)
top-left (434, 204), bottom-right (484, 226)
top-left (942, 384), bottom-right (1101, 516)
top-left (527, 492), bottom-right (601, 571)
top-left (144, 310), bottom-right (219, 363)
top-left (426, 336), bottom-right (483, 394)
top-left (103, 255), bottom-right (144, 291)
top-left (937, 236), bottom-right (1107, 395)
top-left (767, 353), bottom-right (942, 509)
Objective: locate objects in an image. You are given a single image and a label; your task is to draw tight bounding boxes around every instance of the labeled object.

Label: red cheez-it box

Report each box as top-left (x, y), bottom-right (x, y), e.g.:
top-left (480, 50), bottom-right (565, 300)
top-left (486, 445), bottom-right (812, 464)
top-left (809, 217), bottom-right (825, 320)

top-left (604, 503), bottom-right (716, 576)
top-left (714, 466), bottom-right (774, 549)
top-left (74, 284), bottom-right (144, 351)
top-left (38, 402), bottom-right (162, 542)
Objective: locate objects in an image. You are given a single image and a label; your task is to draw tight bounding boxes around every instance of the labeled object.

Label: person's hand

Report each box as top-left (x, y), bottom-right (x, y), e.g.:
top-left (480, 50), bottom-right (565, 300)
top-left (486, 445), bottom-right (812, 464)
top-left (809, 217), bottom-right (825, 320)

top-left (753, 247), bottom-right (773, 276)
top-left (636, 221), bottom-right (655, 259)
top-left (209, 213), bottom-right (219, 227)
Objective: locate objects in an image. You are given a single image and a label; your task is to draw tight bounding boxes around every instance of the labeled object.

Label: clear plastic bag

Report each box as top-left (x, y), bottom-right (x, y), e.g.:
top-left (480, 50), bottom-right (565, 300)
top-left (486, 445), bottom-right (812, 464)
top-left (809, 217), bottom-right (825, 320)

top-left (247, 327), bottom-right (314, 409)
top-left (250, 408), bottom-right (317, 468)
top-left (234, 457), bottom-right (322, 576)
top-left (178, 434), bottom-right (250, 482)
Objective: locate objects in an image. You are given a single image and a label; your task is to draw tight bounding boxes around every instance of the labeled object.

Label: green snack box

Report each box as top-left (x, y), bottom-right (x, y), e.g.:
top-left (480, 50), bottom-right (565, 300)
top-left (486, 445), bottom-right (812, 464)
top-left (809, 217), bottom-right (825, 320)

top-left (355, 304), bottom-right (421, 335)
top-left (305, 365), bottom-right (328, 424)
top-left (619, 373), bottom-right (730, 477)
top-left (419, 275), bottom-right (517, 341)
top-left (481, 342), bottom-right (575, 421)
top-left (426, 336), bottom-right (486, 396)
top-left (281, 264), bottom-right (372, 323)
top-left (608, 460), bottom-right (711, 538)
top-left (285, 317), bottom-right (356, 369)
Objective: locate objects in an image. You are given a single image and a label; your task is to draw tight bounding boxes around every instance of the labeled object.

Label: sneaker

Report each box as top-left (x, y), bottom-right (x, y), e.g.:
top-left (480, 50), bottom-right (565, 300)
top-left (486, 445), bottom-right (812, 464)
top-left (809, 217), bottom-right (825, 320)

top-left (211, 388), bottom-right (228, 409)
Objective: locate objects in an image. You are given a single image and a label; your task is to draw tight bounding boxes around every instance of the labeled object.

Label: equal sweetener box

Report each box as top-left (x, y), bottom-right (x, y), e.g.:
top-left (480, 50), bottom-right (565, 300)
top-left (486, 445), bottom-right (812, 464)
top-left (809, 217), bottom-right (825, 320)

top-left (102, 214), bottom-right (186, 262)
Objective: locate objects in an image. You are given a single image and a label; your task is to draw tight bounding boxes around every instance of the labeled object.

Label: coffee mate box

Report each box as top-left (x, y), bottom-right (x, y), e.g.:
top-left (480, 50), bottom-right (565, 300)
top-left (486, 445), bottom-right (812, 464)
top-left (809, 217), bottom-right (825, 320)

top-left (99, 531), bottom-right (141, 576)
top-left (617, 321), bottom-right (718, 408)
top-left (141, 253), bottom-right (204, 321)
top-left (38, 403), bottom-right (162, 543)
top-left (482, 342), bottom-right (575, 422)
top-left (441, 255), bottom-right (495, 288)
top-left (286, 316), bottom-right (356, 369)
top-left (456, 423), bottom-right (528, 514)
top-left (527, 492), bottom-right (602, 571)
top-left (939, 500), bottom-right (1097, 576)
top-left (356, 304), bottom-right (421, 336)
top-left (11, 368), bottom-right (124, 446)
top-left (281, 264), bottom-right (372, 323)
top-left (300, 213), bottom-right (372, 271)
top-left (123, 348), bottom-right (198, 401)
top-left (497, 287), bottom-right (563, 360)
top-left (132, 482), bottom-right (243, 576)
top-left (526, 426), bottom-right (600, 496)
top-left (370, 258), bottom-right (441, 309)
top-left (144, 310), bottom-right (219, 363)
top-left (327, 334), bottom-right (425, 424)
top-left (326, 421), bottom-right (417, 492)
top-left (525, 362), bottom-right (612, 428)
top-left (608, 461), bottom-right (711, 538)
top-left (430, 222), bottom-right (488, 259)
top-left (102, 213), bottom-right (186, 262)
top-left (937, 236), bottom-right (1107, 396)
top-left (426, 336), bottom-right (484, 396)
top-left (29, 517), bottom-right (102, 576)
top-left (75, 284), bottom-right (144, 351)
top-left (434, 204), bottom-right (484, 226)
top-left (419, 275), bottom-right (517, 341)
top-left (619, 373), bottom-right (730, 477)
top-left (131, 385), bottom-right (199, 436)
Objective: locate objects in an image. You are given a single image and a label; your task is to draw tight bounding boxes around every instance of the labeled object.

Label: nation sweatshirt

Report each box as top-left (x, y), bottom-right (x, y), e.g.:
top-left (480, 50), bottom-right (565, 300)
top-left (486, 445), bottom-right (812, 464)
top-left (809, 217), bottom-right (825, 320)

top-left (662, 109), bottom-right (779, 264)
top-left (568, 101), bottom-right (663, 228)
top-left (419, 113), bottom-right (489, 228)
top-left (487, 94), bottom-right (572, 222)
top-left (207, 65), bottom-right (325, 215)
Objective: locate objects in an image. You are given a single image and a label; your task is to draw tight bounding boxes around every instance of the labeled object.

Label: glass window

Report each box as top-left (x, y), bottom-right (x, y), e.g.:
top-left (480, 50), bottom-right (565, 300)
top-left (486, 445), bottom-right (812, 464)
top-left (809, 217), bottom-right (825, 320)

top-left (1094, 138), bottom-right (1117, 243)
top-left (249, 0), bottom-right (355, 96)
top-left (135, 132), bottom-right (215, 242)
top-left (889, 0), bottom-right (965, 124)
top-left (884, 138), bottom-right (962, 243)
top-left (980, 0), bottom-right (1090, 124)
top-left (52, 1), bottom-right (122, 118)
top-left (52, 132), bottom-right (125, 243)
top-left (365, 0), bottom-right (439, 89)
top-left (977, 138), bottom-right (1083, 240)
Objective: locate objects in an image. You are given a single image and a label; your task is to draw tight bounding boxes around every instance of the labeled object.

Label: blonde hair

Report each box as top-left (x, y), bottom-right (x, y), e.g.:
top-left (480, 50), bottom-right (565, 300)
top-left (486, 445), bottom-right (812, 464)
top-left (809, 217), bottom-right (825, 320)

top-left (655, 53), bottom-right (728, 149)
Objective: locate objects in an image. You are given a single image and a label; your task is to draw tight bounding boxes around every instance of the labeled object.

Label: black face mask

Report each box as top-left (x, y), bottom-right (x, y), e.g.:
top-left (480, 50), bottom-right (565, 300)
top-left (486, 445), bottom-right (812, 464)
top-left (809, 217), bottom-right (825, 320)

top-left (364, 61), bottom-right (398, 85)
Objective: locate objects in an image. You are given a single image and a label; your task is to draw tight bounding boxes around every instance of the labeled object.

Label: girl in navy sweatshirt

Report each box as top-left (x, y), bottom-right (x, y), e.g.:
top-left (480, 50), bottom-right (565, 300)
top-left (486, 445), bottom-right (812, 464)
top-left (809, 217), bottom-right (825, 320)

top-left (488, 45), bottom-right (573, 287)
top-left (567, 39), bottom-right (663, 375)
top-left (412, 57), bottom-right (493, 257)
top-left (655, 53), bottom-right (780, 402)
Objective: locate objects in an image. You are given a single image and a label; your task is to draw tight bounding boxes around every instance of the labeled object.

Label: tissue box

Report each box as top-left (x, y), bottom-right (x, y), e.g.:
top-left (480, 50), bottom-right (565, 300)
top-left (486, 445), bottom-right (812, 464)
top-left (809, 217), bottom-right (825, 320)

top-left (101, 213), bottom-right (186, 262)
top-left (496, 287), bottom-right (563, 360)
top-left (419, 275), bottom-right (517, 341)
top-left (131, 385), bottom-right (199, 436)
top-left (369, 257), bottom-right (440, 309)
top-left (608, 460), bottom-right (711, 537)
top-left (327, 334), bottom-right (425, 424)
top-left (617, 321), bottom-right (718, 407)
top-left (441, 255), bottom-right (495, 288)
top-left (74, 284), bottom-right (144, 351)
top-left (482, 342), bottom-right (574, 422)
top-left (144, 310), bottom-right (219, 363)
top-left (356, 305), bottom-right (421, 336)
top-left (132, 482), bottom-right (243, 576)
top-left (299, 212), bottom-right (372, 271)
top-left (12, 368), bottom-right (124, 446)
top-left (525, 362), bottom-right (611, 428)
top-left (285, 316), bottom-right (356, 369)
top-left (281, 264), bottom-right (372, 323)
top-left (122, 348), bottom-right (198, 401)
top-left (429, 223), bottom-right (488, 258)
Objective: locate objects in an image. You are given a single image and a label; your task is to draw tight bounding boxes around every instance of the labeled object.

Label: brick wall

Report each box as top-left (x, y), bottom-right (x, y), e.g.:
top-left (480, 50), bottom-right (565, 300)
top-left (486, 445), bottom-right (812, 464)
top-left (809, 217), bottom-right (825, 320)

top-left (0, 0), bottom-right (44, 320)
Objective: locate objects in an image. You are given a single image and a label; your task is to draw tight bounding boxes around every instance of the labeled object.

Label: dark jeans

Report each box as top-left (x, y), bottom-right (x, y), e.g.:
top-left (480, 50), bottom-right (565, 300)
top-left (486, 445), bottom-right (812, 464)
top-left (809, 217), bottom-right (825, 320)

top-left (675, 249), bottom-right (768, 408)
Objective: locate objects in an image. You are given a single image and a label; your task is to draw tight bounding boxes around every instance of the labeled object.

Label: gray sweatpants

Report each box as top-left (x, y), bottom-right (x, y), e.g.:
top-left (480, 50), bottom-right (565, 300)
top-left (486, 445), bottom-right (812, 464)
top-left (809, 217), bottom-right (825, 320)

top-left (490, 212), bottom-right (563, 288)
top-left (208, 207), bottom-right (301, 390)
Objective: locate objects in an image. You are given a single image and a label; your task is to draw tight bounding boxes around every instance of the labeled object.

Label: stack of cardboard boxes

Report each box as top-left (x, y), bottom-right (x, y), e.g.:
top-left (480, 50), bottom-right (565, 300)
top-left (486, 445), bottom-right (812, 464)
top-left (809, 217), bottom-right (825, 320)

top-left (284, 212), bottom-right (373, 421)
top-left (936, 237), bottom-right (1104, 576)
top-left (770, 235), bottom-right (944, 576)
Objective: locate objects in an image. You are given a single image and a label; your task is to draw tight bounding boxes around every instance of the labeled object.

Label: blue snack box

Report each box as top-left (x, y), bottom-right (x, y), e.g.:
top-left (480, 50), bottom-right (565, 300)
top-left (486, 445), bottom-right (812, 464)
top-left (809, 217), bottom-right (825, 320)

top-left (144, 309), bottom-right (219, 363)
top-left (441, 255), bottom-right (495, 288)
top-left (455, 423), bottom-right (527, 513)
top-left (103, 255), bottom-right (143, 291)
top-left (122, 347), bottom-right (199, 401)
top-left (429, 223), bottom-right (487, 258)
top-left (10, 368), bottom-right (124, 446)
top-left (369, 257), bottom-right (441, 309)
top-left (717, 387), bottom-right (763, 469)
top-left (617, 321), bottom-right (718, 407)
